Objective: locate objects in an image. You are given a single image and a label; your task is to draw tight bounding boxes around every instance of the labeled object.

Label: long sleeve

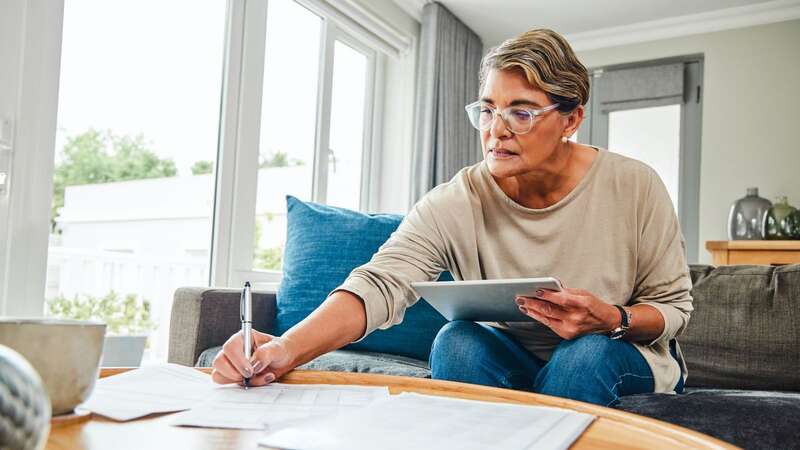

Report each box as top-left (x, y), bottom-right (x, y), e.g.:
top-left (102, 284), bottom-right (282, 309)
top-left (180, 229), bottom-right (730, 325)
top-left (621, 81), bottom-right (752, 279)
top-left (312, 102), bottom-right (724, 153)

top-left (630, 168), bottom-right (694, 346)
top-left (334, 193), bottom-right (450, 340)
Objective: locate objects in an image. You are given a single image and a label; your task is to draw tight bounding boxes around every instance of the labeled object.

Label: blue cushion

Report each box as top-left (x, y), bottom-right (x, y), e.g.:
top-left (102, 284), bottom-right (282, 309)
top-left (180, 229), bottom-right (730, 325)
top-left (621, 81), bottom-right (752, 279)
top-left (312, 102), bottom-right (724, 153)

top-left (275, 196), bottom-right (449, 361)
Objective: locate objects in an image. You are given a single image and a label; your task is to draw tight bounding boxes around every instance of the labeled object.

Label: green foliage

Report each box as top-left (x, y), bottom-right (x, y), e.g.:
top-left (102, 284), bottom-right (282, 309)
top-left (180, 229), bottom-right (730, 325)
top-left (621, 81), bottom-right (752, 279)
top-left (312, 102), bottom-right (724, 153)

top-left (259, 150), bottom-right (305, 168)
top-left (254, 247), bottom-right (283, 271)
top-left (52, 129), bottom-right (177, 228)
top-left (190, 160), bottom-right (214, 175)
top-left (46, 291), bottom-right (156, 335)
top-left (252, 214), bottom-right (283, 271)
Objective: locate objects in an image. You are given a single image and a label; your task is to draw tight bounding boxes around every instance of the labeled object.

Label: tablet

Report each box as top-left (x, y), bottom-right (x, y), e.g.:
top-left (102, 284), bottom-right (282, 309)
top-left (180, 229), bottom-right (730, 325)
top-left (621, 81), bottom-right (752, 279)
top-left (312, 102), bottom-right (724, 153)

top-left (411, 277), bottom-right (563, 322)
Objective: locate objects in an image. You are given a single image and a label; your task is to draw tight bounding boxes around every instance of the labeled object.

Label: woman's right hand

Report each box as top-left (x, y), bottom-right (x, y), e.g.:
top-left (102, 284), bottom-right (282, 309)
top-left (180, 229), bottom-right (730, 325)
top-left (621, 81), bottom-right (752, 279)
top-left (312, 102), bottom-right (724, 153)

top-left (211, 329), bottom-right (296, 386)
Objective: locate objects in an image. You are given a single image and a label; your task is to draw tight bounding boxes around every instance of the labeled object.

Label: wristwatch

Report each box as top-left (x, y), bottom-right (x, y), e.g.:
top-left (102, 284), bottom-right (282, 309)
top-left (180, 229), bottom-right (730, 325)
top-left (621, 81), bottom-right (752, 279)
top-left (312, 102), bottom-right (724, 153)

top-left (608, 305), bottom-right (632, 340)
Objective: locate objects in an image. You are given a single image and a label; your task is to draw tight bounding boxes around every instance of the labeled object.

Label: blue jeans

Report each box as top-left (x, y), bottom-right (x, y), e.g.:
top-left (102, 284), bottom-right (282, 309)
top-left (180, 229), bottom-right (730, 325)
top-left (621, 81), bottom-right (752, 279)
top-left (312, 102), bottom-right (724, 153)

top-left (429, 321), bottom-right (681, 407)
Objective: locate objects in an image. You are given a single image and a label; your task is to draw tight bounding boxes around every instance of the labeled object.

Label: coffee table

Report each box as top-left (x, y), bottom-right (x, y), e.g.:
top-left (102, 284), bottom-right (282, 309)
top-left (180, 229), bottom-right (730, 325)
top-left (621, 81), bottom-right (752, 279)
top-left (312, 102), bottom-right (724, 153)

top-left (46, 368), bottom-right (737, 450)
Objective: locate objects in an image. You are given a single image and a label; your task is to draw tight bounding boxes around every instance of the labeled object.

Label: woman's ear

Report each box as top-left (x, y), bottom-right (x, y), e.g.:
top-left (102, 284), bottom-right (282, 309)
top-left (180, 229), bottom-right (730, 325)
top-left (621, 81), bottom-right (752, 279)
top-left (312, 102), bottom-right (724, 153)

top-left (563, 105), bottom-right (585, 138)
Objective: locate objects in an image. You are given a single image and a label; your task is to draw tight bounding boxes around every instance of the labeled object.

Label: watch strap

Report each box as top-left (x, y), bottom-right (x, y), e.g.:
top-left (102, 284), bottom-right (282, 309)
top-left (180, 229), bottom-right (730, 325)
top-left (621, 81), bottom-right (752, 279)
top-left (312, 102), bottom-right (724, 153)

top-left (609, 305), bottom-right (631, 339)
top-left (614, 305), bottom-right (629, 328)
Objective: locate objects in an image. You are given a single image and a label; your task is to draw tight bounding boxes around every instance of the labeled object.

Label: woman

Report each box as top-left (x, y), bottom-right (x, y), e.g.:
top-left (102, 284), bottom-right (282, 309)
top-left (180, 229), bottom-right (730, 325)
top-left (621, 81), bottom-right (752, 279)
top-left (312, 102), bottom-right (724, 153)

top-left (211, 29), bottom-right (693, 406)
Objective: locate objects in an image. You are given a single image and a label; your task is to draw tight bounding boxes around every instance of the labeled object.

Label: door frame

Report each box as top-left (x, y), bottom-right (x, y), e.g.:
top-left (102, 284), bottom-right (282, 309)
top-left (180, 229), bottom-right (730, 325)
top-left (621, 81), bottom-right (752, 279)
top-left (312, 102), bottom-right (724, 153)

top-left (579, 55), bottom-right (704, 263)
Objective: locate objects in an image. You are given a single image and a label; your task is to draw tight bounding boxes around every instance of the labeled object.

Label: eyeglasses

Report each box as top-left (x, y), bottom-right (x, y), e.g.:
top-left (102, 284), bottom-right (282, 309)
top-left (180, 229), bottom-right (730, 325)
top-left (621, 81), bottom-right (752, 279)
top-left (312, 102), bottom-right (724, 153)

top-left (464, 101), bottom-right (560, 135)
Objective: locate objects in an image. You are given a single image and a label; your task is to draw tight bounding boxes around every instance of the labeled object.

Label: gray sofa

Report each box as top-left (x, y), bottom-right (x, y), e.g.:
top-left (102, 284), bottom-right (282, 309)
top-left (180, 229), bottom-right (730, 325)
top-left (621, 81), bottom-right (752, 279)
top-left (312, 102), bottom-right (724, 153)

top-left (168, 264), bottom-right (800, 450)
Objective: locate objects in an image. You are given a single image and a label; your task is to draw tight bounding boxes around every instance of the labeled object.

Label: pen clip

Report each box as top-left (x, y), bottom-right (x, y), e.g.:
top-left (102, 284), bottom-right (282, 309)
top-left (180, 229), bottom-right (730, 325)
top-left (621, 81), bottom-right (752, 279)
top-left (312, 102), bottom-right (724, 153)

top-left (241, 281), bottom-right (252, 323)
top-left (240, 288), bottom-right (245, 322)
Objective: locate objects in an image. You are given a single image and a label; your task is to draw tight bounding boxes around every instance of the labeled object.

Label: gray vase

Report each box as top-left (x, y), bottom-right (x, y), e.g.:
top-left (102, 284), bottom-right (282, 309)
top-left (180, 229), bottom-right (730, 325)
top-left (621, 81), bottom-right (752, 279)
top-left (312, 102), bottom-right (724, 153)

top-left (728, 187), bottom-right (772, 240)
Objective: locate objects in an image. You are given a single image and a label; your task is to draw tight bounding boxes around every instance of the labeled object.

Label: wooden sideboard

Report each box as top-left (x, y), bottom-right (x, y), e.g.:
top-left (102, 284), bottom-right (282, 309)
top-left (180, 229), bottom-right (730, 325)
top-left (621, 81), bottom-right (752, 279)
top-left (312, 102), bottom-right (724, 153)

top-left (706, 240), bottom-right (800, 266)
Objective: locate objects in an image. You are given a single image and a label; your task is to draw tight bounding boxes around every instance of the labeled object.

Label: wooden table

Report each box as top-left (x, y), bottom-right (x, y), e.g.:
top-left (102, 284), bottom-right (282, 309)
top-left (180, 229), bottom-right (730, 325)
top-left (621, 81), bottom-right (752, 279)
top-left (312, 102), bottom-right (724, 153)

top-left (46, 368), bottom-right (737, 450)
top-left (706, 240), bottom-right (800, 266)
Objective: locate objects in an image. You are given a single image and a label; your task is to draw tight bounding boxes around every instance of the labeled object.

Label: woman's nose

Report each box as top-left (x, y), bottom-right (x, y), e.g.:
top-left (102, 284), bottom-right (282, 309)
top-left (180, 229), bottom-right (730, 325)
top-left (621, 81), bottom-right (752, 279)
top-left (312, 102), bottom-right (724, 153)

top-left (489, 112), bottom-right (512, 138)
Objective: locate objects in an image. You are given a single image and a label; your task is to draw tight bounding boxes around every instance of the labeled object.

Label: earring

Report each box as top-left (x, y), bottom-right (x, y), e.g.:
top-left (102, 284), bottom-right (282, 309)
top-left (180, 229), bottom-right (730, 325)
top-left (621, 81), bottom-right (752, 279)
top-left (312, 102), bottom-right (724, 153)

top-left (561, 136), bottom-right (568, 143)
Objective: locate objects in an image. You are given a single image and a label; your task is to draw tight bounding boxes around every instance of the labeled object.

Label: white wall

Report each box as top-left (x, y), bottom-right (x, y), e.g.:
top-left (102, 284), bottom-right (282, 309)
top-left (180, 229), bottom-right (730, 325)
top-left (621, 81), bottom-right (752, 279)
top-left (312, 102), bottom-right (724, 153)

top-left (577, 19), bottom-right (800, 264)
top-left (354, 0), bottom-right (420, 214)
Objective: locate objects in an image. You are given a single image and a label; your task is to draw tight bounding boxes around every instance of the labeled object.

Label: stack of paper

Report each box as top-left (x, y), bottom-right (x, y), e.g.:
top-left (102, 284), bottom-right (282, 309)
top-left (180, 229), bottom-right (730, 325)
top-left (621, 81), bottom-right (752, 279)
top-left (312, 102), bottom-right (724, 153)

top-left (259, 392), bottom-right (595, 450)
top-left (78, 363), bottom-right (216, 420)
top-left (80, 363), bottom-right (595, 450)
top-left (170, 383), bottom-right (390, 430)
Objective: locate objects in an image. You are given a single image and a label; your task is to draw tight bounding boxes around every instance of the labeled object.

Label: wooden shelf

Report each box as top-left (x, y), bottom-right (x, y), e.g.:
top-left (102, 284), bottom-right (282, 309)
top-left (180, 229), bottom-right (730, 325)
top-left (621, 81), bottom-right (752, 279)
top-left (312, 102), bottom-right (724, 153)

top-left (706, 240), bottom-right (800, 265)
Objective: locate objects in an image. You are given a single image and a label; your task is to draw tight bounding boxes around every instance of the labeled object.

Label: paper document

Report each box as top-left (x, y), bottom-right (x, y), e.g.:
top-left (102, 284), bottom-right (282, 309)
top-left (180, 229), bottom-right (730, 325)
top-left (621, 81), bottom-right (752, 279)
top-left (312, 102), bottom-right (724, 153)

top-left (259, 392), bottom-right (595, 450)
top-left (78, 363), bottom-right (215, 421)
top-left (170, 383), bottom-right (390, 430)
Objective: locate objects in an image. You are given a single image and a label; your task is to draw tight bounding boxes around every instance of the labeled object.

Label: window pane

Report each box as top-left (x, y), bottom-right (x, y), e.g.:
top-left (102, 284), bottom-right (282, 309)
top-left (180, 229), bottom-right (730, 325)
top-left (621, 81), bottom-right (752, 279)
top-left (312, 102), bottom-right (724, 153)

top-left (252, 0), bottom-right (322, 272)
top-left (45, 0), bottom-right (226, 363)
top-left (608, 105), bottom-right (681, 211)
top-left (326, 41), bottom-right (368, 211)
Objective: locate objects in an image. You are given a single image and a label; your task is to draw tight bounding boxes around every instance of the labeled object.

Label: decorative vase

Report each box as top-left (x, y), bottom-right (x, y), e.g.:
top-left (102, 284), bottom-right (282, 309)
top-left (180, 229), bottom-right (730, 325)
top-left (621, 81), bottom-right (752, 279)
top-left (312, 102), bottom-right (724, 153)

top-left (784, 209), bottom-right (800, 239)
top-left (728, 187), bottom-right (772, 240)
top-left (763, 196), bottom-right (798, 240)
top-left (0, 345), bottom-right (51, 450)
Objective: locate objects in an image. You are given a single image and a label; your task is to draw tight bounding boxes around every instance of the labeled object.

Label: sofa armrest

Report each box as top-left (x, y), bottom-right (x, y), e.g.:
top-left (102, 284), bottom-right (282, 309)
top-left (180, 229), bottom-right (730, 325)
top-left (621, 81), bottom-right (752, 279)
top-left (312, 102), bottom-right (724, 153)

top-left (168, 287), bottom-right (277, 366)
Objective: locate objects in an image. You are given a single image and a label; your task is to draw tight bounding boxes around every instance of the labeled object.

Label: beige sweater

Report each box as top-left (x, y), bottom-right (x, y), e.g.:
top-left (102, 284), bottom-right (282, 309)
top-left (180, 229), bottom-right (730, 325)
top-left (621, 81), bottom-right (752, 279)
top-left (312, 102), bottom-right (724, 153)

top-left (336, 148), bottom-right (693, 393)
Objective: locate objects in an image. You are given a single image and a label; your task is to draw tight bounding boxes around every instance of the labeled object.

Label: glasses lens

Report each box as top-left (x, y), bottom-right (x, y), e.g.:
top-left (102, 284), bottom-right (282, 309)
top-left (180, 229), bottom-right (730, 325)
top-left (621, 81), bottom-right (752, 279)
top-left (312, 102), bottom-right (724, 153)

top-left (465, 104), bottom-right (536, 133)
top-left (506, 107), bottom-right (533, 134)
top-left (466, 103), bottom-right (487, 130)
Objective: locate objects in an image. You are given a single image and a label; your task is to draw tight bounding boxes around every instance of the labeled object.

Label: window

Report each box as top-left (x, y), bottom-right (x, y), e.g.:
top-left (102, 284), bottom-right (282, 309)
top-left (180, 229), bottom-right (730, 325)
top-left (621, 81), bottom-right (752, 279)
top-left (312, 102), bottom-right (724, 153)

top-left (3, 0), bottom-right (409, 356)
top-left (245, 0), bottom-right (378, 280)
top-left (252, 0), bottom-right (321, 272)
top-left (326, 40), bottom-right (370, 211)
top-left (608, 105), bottom-right (681, 211)
top-left (45, 0), bottom-right (227, 361)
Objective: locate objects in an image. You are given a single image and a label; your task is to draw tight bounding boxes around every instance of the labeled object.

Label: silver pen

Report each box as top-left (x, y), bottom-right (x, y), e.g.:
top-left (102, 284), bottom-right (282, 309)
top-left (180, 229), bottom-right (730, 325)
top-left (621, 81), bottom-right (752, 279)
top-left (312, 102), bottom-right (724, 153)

top-left (241, 281), bottom-right (252, 389)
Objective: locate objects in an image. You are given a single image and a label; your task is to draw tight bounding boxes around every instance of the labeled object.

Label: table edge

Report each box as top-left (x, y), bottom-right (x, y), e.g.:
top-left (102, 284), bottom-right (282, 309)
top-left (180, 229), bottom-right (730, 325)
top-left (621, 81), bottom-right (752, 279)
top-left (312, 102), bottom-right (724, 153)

top-left (99, 367), bottom-right (737, 449)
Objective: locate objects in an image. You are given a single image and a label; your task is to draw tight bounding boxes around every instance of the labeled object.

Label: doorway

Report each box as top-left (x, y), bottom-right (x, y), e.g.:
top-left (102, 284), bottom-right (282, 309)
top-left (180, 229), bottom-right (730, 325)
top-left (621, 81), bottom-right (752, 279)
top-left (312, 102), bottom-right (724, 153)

top-left (578, 57), bottom-right (703, 262)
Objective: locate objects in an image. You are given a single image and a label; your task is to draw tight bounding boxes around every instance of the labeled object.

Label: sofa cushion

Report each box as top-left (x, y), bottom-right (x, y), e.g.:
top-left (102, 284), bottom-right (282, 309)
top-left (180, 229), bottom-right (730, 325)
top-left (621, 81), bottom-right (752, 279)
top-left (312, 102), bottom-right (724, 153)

top-left (615, 388), bottom-right (800, 450)
top-left (275, 196), bottom-right (448, 361)
top-left (196, 346), bottom-right (431, 379)
top-left (681, 264), bottom-right (800, 391)
top-left (296, 350), bottom-right (431, 378)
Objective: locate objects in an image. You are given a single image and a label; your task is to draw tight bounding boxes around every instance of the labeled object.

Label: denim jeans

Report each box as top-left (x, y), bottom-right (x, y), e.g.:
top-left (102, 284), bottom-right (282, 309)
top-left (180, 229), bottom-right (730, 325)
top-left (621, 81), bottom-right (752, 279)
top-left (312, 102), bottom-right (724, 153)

top-left (429, 321), bottom-right (682, 407)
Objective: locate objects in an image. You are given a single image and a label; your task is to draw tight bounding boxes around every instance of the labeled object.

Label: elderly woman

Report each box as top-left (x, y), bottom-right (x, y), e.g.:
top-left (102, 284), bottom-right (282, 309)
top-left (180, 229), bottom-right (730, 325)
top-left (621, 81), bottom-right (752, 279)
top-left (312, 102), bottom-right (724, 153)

top-left (211, 28), bottom-right (693, 406)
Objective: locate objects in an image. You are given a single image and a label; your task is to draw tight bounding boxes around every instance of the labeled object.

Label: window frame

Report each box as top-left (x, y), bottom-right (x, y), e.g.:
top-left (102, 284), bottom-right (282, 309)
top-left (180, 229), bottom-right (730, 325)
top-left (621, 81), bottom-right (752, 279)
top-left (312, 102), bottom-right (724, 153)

top-left (0, 0), bottom-right (392, 314)
top-left (0, 0), bottom-right (65, 316)
top-left (321, 27), bottom-right (381, 211)
top-left (214, 0), bottom-right (384, 290)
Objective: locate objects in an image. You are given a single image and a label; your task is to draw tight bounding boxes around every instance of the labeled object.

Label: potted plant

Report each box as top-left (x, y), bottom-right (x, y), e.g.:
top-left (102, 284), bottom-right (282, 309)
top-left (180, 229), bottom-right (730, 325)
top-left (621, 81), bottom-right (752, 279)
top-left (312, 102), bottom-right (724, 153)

top-left (45, 291), bottom-right (156, 366)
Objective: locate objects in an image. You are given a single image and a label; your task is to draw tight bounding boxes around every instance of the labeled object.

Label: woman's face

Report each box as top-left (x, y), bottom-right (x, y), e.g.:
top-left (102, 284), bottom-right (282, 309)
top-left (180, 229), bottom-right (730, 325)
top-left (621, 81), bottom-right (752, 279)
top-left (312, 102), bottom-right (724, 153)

top-left (479, 68), bottom-right (574, 178)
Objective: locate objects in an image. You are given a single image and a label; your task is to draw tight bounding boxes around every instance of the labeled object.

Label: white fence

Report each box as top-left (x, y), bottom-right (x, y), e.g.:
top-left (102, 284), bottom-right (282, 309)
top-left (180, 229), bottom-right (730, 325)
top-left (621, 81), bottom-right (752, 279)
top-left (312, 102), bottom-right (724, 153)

top-left (46, 247), bottom-right (208, 361)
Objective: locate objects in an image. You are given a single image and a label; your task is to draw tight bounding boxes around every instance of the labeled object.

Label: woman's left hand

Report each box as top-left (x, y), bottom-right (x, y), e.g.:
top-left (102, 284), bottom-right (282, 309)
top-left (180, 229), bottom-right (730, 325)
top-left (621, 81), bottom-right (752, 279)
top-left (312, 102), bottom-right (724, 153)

top-left (516, 287), bottom-right (619, 340)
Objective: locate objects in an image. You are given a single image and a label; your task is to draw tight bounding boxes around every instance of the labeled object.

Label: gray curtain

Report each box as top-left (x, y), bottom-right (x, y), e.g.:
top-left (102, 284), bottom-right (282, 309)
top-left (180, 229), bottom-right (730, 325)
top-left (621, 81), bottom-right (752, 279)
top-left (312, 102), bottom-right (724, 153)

top-left (594, 63), bottom-right (685, 113)
top-left (410, 2), bottom-right (483, 207)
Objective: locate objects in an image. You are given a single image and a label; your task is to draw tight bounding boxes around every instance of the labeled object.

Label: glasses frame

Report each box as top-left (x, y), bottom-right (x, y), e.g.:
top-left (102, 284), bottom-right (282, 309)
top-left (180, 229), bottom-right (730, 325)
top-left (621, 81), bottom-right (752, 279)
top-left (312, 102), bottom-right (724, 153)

top-left (464, 101), bottom-right (561, 135)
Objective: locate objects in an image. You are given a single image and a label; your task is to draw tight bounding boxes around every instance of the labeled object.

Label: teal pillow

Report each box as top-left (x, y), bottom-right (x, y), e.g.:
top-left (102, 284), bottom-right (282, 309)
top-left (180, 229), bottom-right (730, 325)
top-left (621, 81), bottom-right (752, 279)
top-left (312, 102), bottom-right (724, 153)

top-left (275, 196), bottom-right (449, 361)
